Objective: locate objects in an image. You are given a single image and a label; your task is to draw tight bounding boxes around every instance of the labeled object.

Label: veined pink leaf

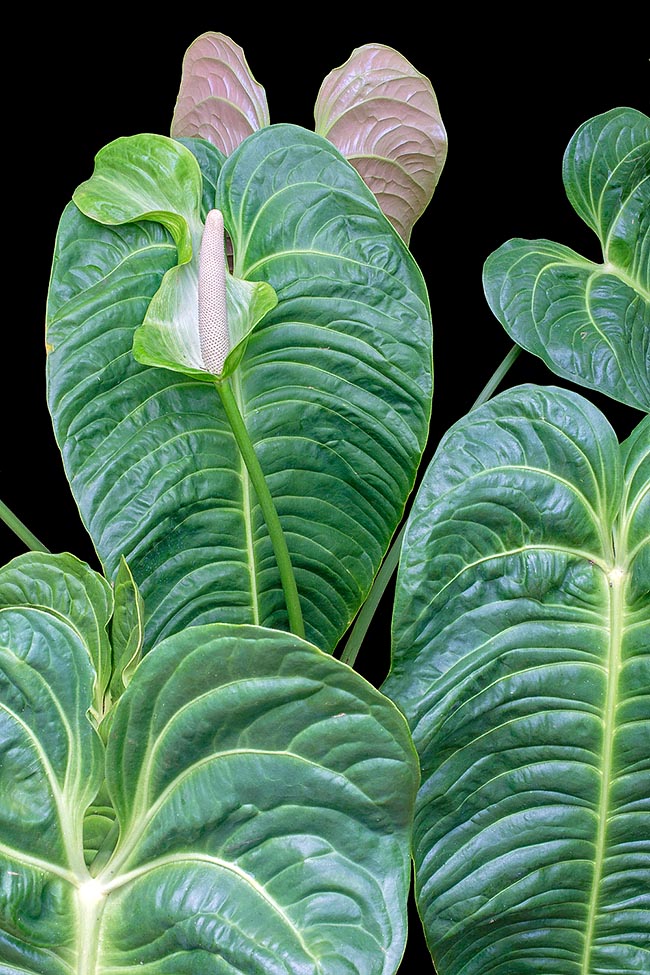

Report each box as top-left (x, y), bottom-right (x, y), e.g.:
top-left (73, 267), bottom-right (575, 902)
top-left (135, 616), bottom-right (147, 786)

top-left (171, 32), bottom-right (270, 155)
top-left (315, 43), bottom-right (447, 242)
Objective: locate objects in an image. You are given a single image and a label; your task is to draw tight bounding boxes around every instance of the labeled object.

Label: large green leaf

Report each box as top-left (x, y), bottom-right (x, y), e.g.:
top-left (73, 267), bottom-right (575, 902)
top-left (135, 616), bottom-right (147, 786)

top-left (2, 601), bottom-right (419, 973)
top-left (483, 108), bottom-right (650, 411)
top-left (0, 554), bottom-right (134, 870)
top-left (383, 385), bottom-right (649, 974)
top-left (46, 124), bottom-right (432, 654)
top-left (0, 604), bottom-right (104, 971)
top-left (0, 551), bottom-right (112, 722)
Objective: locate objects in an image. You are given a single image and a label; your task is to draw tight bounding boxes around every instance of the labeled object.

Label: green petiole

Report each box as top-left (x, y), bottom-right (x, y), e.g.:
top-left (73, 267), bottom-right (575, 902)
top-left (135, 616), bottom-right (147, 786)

top-left (0, 498), bottom-right (50, 553)
top-left (217, 379), bottom-right (305, 640)
top-left (339, 342), bottom-right (521, 670)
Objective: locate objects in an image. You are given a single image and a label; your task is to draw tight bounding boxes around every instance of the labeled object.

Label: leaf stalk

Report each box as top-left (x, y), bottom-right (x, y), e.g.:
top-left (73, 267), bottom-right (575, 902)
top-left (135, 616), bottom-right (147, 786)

top-left (216, 380), bottom-right (305, 639)
top-left (469, 343), bottom-right (521, 412)
top-left (0, 498), bottom-right (50, 553)
top-left (340, 342), bottom-right (522, 670)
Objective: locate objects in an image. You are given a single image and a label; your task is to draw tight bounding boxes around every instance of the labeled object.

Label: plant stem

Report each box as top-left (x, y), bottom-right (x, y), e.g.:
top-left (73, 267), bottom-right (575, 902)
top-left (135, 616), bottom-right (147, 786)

top-left (469, 343), bottom-right (521, 412)
top-left (0, 498), bottom-right (50, 553)
top-left (339, 342), bottom-right (522, 671)
top-left (216, 380), bottom-right (305, 639)
top-left (340, 525), bottom-right (405, 668)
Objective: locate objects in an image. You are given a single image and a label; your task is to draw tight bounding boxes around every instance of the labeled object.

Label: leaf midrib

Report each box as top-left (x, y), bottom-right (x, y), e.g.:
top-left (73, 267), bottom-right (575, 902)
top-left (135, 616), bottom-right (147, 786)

top-left (580, 564), bottom-right (624, 974)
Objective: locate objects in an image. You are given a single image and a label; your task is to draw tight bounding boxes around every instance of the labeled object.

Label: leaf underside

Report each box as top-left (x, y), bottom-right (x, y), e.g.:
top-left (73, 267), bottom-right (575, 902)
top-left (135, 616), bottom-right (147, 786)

top-left (384, 385), bottom-right (650, 975)
top-left (315, 43), bottom-right (448, 244)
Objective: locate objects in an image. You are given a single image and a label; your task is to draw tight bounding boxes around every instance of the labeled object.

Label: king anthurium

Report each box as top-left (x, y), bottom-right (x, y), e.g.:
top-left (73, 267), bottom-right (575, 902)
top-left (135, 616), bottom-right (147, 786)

top-left (1, 29), bottom-right (647, 975)
top-left (47, 123), bottom-right (433, 654)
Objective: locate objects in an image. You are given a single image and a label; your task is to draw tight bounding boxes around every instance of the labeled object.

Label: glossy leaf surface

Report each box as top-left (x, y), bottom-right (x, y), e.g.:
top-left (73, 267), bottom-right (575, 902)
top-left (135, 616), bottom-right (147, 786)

top-left (171, 31), bottom-right (270, 154)
top-left (0, 551), bottom-right (112, 722)
top-left (483, 108), bottom-right (650, 411)
top-left (46, 124), bottom-right (432, 654)
top-left (0, 604), bottom-right (104, 970)
top-left (384, 385), bottom-right (650, 974)
top-left (315, 43), bottom-right (447, 243)
top-left (2, 607), bottom-right (419, 973)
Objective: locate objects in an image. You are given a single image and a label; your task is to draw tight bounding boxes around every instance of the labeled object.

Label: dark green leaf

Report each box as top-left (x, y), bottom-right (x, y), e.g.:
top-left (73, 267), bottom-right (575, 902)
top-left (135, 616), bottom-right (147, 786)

top-left (483, 108), bottom-right (650, 411)
top-left (385, 386), bottom-right (650, 974)
top-left (46, 124), bottom-right (432, 654)
top-left (0, 604), bottom-right (104, 971)
top-left (0, 552), bottom-right (112, 723)
top-left (2, 606), bottom-right (419, 973)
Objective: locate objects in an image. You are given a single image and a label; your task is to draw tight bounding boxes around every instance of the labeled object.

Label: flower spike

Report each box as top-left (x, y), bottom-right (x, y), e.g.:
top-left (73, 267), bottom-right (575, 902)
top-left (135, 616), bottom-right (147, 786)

top-left (198, 209), bottom-right (230, 375)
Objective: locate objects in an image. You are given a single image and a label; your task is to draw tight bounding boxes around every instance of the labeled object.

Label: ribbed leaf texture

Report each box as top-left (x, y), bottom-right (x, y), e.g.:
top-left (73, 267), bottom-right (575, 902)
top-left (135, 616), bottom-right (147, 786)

top-left (170, 31), bottom-right (270, 154)
top-left (384, 385), bottom-right (650, 975)
top-left (315, 43), bottom-right (447, 244)
top-left (1, 580), bottom-right (419, 974)
top-left (484, 108), bottom-right (649, 412)
top-left (46, 124), bottom-right (432, 655)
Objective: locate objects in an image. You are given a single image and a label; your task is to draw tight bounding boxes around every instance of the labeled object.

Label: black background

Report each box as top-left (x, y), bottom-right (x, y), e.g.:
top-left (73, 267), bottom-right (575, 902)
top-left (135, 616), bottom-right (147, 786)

top-left (2, 18), bottom-right (648, 970)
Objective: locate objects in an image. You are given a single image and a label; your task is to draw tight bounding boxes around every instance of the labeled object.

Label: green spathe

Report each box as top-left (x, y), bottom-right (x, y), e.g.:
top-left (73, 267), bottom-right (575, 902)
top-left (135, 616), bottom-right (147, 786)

top-left (73, 132), bottom-right (278, 382)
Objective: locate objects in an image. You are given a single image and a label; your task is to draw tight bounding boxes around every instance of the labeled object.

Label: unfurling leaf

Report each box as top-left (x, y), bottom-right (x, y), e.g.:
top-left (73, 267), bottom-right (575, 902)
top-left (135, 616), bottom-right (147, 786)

top-left (107, 556), bottom-right (144, 703)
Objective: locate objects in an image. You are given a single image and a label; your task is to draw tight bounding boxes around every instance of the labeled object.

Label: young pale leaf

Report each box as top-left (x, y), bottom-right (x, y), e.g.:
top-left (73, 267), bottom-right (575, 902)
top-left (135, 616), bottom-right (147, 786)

top-left (315, 43), bottom-right (447, 243)
top-left (1, 615), bottom-right (419, 974)
top-left (0, 551), bottom-right (112, 723)
top-left (171, 31), bottom-right (270, 153)
top-left (483, 107), bottom-right (650, 412)
top-left (82, 778), bottom-right (116, 870)
top-left (384, 385), bottom-right (650, 975)
top-left (46, 123), bottom-right (433, 655)
top-left (107, 556), bottom-right (144, 704)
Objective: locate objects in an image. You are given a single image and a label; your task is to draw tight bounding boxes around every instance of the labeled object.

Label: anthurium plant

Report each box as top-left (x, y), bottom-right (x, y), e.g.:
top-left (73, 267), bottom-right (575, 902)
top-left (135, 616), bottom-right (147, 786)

top-left (1, 31), bottom-right (648, 975)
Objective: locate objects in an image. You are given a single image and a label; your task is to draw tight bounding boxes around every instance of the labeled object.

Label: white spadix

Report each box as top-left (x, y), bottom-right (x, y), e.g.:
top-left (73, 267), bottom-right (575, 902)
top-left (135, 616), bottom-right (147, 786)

top-left (132, 195), bottom-right (277, 382)
top-left (198, 209), bottom-right (230, 375)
